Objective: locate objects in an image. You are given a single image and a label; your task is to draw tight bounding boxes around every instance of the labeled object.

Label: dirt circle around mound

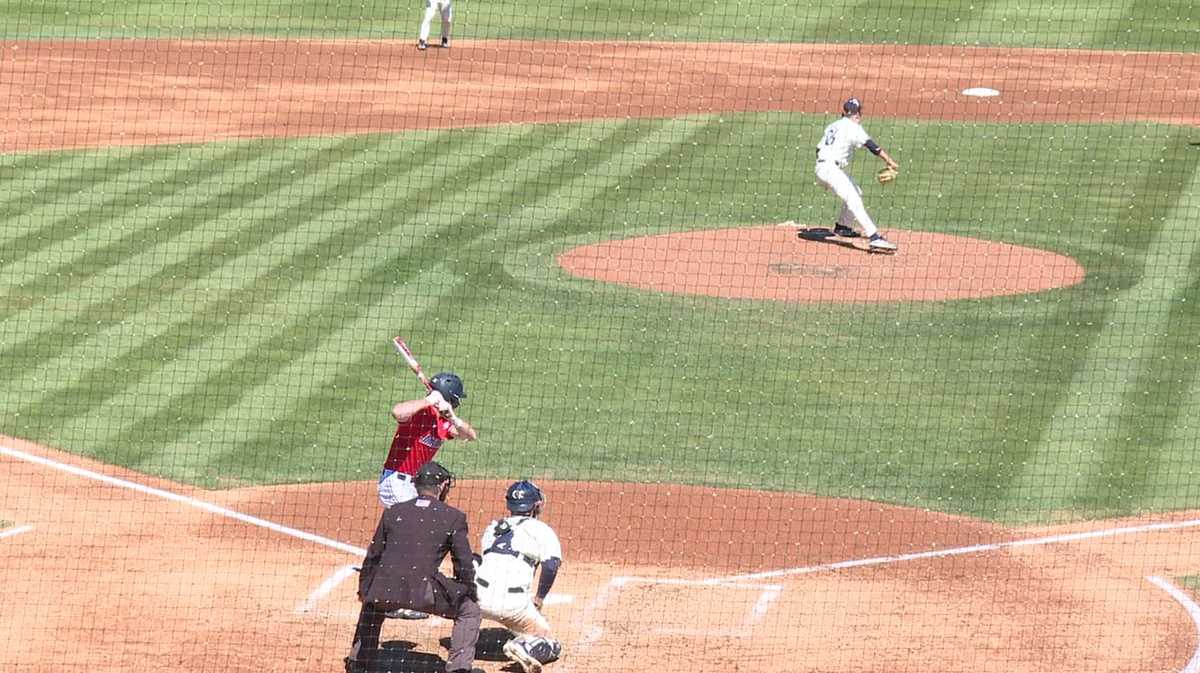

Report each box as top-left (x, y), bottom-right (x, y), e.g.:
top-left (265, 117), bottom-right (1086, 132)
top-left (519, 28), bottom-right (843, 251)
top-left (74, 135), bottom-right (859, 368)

top-left (558, 226), bottom-right (1086, 303)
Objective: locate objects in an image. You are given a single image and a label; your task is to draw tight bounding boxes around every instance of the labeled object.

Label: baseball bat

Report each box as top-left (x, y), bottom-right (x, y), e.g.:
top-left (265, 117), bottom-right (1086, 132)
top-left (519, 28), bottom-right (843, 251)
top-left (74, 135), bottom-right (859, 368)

top-left (392, 336), bottom-right (434, 391)
top-left (392, 336), bottom-right (475, 439)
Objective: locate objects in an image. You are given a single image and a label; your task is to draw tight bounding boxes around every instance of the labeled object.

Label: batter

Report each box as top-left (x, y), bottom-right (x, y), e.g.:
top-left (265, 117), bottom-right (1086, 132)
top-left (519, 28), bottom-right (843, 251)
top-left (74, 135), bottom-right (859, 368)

top-left (378, 372), bottom-right (477, 509)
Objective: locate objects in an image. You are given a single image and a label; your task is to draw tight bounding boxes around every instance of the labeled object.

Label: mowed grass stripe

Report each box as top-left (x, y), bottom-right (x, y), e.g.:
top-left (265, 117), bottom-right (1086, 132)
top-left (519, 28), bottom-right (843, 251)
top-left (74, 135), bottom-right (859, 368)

top-left (1082, 166), bottom-right (1200, 513)
top-left (0, 151), bottom-right (107, 218)
top-left (96, 126), bottom-right (541, 470)
top-left (7, 131), bottom-right (472, 446)
top-left (3, 137), bottom-right (395, 427)
top-left (946, 1), bottom-right (1135, 49)
top-left (1009, 152), bottom-right (1200, 516)
top-left (245, 121), bottom-right (710, 483)
top-left (1102, 271), bottom-right (1200, 511)
top-left (0, 143), bottom-right (287, 352)
top-left (0, 138), bottom-right (363, 375)
top-left (113, 121), bottom-right (667, 477)
top-left (0, 147), bottom-right (242, 294)
top-left (445, 120), bottom-right (731, 478)
top-left (99, 125), bottom-right (601, 472)
top-left (4, 1), bottom-right (1196, 50)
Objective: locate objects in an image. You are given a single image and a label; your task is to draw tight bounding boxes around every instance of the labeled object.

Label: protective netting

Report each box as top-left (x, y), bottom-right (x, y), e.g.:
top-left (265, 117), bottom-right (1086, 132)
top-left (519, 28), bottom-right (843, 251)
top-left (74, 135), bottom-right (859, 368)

top-left (2, 2), bottom-right (1199, 672)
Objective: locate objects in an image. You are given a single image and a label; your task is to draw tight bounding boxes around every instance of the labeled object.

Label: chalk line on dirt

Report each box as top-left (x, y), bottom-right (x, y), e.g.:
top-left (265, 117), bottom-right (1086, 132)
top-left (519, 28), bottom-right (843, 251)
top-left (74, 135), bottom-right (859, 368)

top-left (0, 524), bottom-right (33, 540)
top-left (0, 443), bottom-right (366, 557)
top-left (1147, 576), bottom-right (1200, 673)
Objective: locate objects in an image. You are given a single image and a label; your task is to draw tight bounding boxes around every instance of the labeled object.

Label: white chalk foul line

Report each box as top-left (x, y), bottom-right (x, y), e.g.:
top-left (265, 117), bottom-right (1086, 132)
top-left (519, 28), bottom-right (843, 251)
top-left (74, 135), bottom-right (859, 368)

top-left (711, 517), bottom-right (1200, 584)
top-left (296, 564), bottom-right (359, 614)
top-left (0, 444), bottom-right (366, 557)
top-left (614, 575), bottom-right (781, 591)
top-left (0, 524), bottom-right (33, 540)
top-left (1147, 576), bottom-right (1200, 673)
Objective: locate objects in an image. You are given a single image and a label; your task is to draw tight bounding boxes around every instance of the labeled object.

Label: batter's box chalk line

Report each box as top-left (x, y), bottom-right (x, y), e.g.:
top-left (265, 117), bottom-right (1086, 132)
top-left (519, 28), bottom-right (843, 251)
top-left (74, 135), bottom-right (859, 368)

top-left (597, 576), bottom-right (784, 638)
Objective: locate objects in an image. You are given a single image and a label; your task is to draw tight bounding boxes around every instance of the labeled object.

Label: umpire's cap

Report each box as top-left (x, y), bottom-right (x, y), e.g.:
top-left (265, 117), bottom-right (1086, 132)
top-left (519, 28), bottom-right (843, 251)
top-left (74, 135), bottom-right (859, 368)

top-left (414, 461), bottom-right (455, 488)
top-left (430, 372), bottom-right (467, 408)
top-left (843, 97), bottom-right (863, 115)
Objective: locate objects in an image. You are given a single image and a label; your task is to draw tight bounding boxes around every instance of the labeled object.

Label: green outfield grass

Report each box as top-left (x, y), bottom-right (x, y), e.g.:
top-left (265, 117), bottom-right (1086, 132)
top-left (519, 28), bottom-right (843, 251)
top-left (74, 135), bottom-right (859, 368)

top-left (1, 0), bottom-right (1196, 51)
top-left (2, 114), bottom-right (1198, 525)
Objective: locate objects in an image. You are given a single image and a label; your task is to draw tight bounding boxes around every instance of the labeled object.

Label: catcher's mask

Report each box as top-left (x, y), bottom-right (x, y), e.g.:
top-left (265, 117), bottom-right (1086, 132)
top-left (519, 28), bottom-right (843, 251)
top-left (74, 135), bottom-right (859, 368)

top-left (429, 372), bottom-right (466, 408)
top-left (505, 480), bottom-right (545, 515)
top-left (843, 97), bottom-right (862, 115)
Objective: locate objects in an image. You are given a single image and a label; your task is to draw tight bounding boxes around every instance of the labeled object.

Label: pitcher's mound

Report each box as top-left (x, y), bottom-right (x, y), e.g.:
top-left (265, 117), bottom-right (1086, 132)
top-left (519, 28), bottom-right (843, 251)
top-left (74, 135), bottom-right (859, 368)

top-left (558, 225), bottom-right (1085, 303)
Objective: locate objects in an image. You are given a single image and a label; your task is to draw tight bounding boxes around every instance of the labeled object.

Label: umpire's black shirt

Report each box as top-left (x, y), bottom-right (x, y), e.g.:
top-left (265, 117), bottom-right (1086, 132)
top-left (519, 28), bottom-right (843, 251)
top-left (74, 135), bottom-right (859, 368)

top-left (358, 495), bottom-right (476, 611)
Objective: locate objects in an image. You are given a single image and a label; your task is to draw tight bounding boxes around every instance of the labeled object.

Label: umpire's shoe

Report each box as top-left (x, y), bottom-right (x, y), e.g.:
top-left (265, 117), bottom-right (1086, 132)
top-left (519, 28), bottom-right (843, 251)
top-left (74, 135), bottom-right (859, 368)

top-left (344, 657), bottom-right (368, 673)
top-left (441, 37), bottom-right (449, 48)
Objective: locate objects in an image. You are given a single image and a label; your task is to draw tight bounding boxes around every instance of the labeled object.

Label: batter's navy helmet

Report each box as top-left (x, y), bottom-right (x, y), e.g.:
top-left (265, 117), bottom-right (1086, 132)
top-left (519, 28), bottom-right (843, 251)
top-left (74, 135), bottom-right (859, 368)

top-left (429, 372), bottom-right (466, 408)
top-left (505, 480), bottom-right (544, 514)
top-left (843, 97), bottom-right (863, 115)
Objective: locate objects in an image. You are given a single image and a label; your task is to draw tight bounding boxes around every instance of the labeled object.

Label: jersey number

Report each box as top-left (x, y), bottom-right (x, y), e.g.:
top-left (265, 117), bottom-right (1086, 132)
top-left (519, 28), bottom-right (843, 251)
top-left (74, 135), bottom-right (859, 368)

top-left (824, 128), bottom-right (838, 146)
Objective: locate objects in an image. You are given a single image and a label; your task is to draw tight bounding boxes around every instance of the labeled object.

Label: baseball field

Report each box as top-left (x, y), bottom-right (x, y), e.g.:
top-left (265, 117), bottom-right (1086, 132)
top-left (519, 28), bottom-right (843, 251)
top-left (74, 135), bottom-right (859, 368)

top-left (2, 2), bottom-right (1200, 672)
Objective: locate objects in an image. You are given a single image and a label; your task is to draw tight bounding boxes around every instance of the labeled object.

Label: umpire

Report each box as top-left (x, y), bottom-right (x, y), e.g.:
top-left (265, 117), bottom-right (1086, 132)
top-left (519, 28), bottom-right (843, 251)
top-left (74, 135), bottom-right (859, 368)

top-left (345, 461), bottom-right (481, 673)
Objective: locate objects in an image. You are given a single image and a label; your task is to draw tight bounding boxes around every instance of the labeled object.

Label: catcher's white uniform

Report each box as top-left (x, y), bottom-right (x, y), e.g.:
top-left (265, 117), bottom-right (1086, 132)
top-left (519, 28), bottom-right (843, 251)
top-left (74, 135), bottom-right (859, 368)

top-left (815, 116), bottom-right (880, 237)
top-left (477, 515), bottom-right (560, 634)
top-left (476, 515), bottom-right (563, 671)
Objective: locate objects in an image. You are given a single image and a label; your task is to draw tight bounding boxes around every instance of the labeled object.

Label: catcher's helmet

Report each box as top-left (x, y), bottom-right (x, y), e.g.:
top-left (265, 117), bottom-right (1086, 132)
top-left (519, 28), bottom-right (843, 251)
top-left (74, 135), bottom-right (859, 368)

top-left (429, 372), bottom-right (466, 408)
top-left (505, 480), bottom-right (544, 514)
top-left (414, 461), bottom-right (456, 489)
top-left (843, 97), bottom-right (863, 115)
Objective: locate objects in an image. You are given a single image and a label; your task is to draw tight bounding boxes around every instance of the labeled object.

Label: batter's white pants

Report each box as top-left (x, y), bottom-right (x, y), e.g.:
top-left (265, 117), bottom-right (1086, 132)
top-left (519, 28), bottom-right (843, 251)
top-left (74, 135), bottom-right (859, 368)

top-left (418, 0), bottom-right (453, 43)
top-left (377, 469), bottom-right (417, 508)
top-left (815, 161), bottom-right (879, 237)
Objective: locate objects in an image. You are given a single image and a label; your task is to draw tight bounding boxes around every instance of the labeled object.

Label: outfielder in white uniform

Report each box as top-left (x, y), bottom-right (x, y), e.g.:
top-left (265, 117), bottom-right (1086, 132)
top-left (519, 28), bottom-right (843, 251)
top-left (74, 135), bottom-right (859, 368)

top-left (475, 480), bottom-right (563, 673)
top-left (417, 0), bottom-right (453, 50)
top-left (815, 97), bottom-right (901, 253)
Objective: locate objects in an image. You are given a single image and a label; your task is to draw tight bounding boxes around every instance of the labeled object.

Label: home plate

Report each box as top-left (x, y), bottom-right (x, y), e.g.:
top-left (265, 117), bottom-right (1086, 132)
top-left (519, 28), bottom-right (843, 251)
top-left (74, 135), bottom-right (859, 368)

top-left (962, 87), bottom-right (1000, 97)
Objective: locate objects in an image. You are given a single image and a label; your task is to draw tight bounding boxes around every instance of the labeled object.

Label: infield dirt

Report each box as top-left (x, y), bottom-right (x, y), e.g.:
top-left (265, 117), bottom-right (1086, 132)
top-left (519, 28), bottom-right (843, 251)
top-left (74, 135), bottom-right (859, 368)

top-left (2, 436), bottom-right (1198, 673)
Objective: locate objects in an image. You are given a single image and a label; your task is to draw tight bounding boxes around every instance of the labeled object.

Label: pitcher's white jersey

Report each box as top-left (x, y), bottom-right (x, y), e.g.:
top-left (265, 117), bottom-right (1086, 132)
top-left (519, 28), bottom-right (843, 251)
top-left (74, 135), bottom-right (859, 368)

top-left (477, 516), bottom-right (562, 592)
top-left (816, 117), bottom-right (871, 168)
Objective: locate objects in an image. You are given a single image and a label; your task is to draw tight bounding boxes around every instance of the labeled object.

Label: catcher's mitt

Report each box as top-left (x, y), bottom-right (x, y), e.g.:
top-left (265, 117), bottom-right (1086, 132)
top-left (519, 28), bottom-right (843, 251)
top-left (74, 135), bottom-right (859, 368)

top-left (877, 167), bottom-right (899, 184)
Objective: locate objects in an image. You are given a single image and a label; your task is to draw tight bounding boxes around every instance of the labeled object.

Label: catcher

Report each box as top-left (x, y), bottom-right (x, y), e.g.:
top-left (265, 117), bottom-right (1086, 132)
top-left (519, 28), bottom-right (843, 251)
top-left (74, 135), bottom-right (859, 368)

top-left (475, 480), bottom-right (564, 673)
top-left (814, 97), bottom-right (901, 253)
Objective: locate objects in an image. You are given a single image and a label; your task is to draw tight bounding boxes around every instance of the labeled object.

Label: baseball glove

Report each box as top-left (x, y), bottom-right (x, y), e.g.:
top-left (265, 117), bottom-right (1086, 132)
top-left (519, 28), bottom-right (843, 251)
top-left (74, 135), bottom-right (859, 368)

top-left (877, 167), bottom-right (899, 184)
